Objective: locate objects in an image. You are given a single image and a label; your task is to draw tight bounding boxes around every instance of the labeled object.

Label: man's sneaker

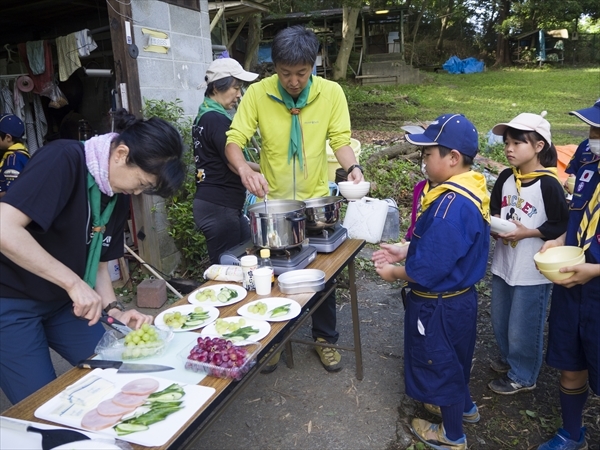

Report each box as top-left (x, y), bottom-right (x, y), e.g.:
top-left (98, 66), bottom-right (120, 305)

top-left (489, 358), bottom-right (510, 373)
top-left (410, 418), bottom-right (466, 450)
top-left (423, 403), bottom-right (481, 423)
top-left (488, 375), bottom-right (536, 395)
top-left (260, 349), bottom-right (281, 374)
top-left (538, 427), bottom-right (588, 450)
top-left (314, 338), bottom-right (342, 372)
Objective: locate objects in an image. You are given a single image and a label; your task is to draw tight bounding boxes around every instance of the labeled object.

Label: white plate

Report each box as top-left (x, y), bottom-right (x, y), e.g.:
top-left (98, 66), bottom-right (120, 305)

top-left (154, 305), bottom-right (219, 332)
top-left (490, 216), bottom-right (517, 234)
top-left (188, 284), bottom-right (247, 307)
top-left (53, 441), bottom-right (121, 450)
top-left (34, 369), bottom-right (215, 448)
top-left (237, 298), bottom-right (301, 322)
top-left (200, 316), bottom-right (271, 344)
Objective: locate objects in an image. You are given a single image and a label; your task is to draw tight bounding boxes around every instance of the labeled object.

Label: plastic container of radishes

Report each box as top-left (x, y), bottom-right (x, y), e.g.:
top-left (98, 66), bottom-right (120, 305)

top-left (178, 336), bottom-right (262, 380)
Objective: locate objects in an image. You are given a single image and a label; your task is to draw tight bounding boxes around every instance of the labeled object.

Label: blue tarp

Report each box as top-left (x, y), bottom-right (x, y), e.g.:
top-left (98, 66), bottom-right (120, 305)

top-left (442, 56), bottom-right (485, 74)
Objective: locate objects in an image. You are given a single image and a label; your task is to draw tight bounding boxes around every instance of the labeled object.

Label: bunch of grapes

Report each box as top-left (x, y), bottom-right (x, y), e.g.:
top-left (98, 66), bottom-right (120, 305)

top-left (214, 318), bottom-right (246, 334)
top-left (122, 324), bottom-right (164, 359)
top-left (185, 337), bottom-right (252, 380)
top-left (247, 302), bottom-right (267, 315)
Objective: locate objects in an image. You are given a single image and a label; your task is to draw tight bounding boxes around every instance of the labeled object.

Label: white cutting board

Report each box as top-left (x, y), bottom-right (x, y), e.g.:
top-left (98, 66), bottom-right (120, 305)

top-left (94, 331), bottom-right (207, 385)
top-left (0, 417), bottom-right (118, 450)
top-left (34, 369), bottom-right (216, 447)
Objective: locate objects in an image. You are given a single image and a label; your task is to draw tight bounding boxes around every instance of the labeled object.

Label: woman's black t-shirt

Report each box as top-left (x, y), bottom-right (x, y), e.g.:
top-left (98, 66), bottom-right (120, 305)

top-left (0, 140), bottom-right (129, 302)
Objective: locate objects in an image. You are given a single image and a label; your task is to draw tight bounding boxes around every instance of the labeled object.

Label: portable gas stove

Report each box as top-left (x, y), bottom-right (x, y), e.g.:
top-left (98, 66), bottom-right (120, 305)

top-left (306, 224), bottom-right (348, 253)
top-left (219, 241), bottom-right (317, 275)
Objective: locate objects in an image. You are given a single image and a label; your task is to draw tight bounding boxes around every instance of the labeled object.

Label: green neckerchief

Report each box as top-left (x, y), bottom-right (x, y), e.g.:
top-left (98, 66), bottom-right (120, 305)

top-left (277, 77), bottom-right (312, 169)
top-left (194, 97), bottom-right (231, 125)
top-left (84, 172), bottom-right (118, 288)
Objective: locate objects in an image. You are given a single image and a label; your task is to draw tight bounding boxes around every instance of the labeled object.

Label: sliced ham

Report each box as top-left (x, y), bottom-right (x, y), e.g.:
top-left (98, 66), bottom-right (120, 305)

top-left (96, 399), bottom-right (137, 417)
top-left (81, 408), bottom-right (121, 431)
top-left (120, 378), bottom-right (159, 396)
top-left (111, 391), bottom-right (148, 408)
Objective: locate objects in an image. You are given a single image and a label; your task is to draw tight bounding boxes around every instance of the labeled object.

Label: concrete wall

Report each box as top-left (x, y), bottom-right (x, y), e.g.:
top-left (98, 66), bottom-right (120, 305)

top-left (131, 0), bottom-right (212, 273)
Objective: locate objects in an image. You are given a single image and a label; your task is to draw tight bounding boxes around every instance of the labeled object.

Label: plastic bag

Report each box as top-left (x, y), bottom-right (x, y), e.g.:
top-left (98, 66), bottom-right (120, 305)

top-left (204, 264), bottom-right (243, 282)
top-left (41, 83), bottom-right (69, 109)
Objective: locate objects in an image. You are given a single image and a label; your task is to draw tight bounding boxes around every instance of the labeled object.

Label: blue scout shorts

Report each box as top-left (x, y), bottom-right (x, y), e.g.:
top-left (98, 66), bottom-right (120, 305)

top-left (404, 287), bottom-right (477, 405)
top-left (546, 278), bottom-right (600, 394)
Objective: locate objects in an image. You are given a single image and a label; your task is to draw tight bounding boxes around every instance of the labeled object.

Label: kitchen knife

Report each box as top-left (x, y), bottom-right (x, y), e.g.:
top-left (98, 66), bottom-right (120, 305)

top-left (77, 359), bottom-right (174, 373)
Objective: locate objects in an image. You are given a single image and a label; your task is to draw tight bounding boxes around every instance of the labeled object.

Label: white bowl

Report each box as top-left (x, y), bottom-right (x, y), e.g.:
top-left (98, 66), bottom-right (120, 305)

top-left (490, 217), bottom-right (517, 234)
top-left (533, 246), bottom-right (585, 271)
top-left (338, 181), bottom-right (370, 200)
top-left (539, 268), bottom-right (575, 282)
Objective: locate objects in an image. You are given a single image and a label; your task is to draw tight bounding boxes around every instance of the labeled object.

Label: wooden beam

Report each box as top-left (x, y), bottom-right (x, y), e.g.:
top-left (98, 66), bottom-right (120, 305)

top-left (107, 0), bottom-right (161, 270)
top-left (226, 15), bottom-right (250, 51)
top-left (210, 6), bottom-right (225, 32)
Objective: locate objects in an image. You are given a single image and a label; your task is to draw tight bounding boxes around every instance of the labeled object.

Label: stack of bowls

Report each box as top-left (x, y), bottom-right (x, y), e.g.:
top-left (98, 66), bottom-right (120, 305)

top-left (338, 181), bottom-right (370, 200)
top-left (278, 269), bottom-right (325, 294)
top-left (533, 246), bottom-right (585, 281)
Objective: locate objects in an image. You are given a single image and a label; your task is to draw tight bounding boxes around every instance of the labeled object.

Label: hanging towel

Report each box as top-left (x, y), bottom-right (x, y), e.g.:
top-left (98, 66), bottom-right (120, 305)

top-left (25, 40), bottom-right (46, 74)
top-left (13, 86), bottom-right (24, 121)
top-left (1, 84), bottom-right (14, 114)
top-left (17, 41), bottom-right (54, 95)
top-left (75, 29), bottom-right (98, 57)
top-left (32, 94), bottom-right (47, 154)
top-left (56, 33), bottom-right (81, 82)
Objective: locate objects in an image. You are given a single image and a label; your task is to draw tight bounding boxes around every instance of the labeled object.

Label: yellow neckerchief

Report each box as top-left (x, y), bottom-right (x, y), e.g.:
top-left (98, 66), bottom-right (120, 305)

top-left (420, 170), bottom-right (491, 223)
top-left (0, 143), bottom-right (29, 167)
top-left (511, 167), bottom-right (559, 195)
top-left (576, 167), bottom-right (600, 251)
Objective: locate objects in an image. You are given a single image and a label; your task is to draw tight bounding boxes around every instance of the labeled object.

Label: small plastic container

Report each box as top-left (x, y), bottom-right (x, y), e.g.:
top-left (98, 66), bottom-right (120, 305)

top-left (178, 338), bottom-right (262, 381)
top-left (95, 327), bottom-right (174, 361)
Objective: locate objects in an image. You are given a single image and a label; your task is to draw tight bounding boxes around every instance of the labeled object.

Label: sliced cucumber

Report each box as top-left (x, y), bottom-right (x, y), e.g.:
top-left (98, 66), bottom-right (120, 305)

top-left (114, 423), bottom-right (149, 436)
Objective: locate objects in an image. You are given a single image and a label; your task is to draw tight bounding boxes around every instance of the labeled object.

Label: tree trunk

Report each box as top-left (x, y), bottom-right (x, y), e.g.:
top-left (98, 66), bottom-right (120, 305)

top-left (332, 5), bottom-right (360, 80)
top-left (494, 0), bottom-right (512, 66)
top-left (244, 14), bottom-right (261, 71)
top-left (436, 0), bottom-right (454, 52)
top-left (410, 0), bottom-right (430, 65)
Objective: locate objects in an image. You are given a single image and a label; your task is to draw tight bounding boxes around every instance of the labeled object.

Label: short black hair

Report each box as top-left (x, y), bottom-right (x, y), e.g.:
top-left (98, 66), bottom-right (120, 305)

top-left (272, 26), bottom-right (319, 67)
top-left (0, 131), bottom-right (24, 145)
top-left (438, 145), bottom-right (474, 166)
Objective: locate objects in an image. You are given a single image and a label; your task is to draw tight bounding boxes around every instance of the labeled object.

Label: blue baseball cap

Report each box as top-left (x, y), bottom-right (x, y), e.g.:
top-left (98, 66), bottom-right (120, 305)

top-left (0, 114), bottom-right (25, 138)
top-left (569, 99), bottom-right (600, 128)
top-left (405, 114), bottom-right (479, 158)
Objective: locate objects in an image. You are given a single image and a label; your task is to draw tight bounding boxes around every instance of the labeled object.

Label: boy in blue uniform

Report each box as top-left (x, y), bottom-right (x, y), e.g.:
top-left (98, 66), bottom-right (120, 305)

top-left (0, 114), bottom-right (29, 197)
top-left (537, 102), bottom-right (600, 450)
top-left (372, 114), bottom-right (490, 450)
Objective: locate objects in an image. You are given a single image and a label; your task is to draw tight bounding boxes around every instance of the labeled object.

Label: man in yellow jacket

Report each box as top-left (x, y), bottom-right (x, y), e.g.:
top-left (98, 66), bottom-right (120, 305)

top-left (226, 25), bottom-right (365, 372)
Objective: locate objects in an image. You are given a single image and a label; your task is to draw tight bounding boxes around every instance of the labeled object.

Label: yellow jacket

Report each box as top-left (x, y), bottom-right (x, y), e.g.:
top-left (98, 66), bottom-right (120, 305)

top-left (226, 75), bottom-right (351, 200)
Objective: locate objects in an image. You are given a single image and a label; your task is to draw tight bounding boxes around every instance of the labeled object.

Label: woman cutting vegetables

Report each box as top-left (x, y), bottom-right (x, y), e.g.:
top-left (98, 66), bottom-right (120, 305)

top-left (0, 109), bottom-right (186, 404)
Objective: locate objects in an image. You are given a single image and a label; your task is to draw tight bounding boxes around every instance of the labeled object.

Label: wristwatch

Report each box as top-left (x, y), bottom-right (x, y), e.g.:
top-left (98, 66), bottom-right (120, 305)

top-left (104, 301), bottom-right (125, 314)
top-left (347, 164), bottom-right (364, 176)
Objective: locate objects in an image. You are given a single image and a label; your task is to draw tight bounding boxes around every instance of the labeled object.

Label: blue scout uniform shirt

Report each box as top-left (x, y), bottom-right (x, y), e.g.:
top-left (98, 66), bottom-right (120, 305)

top-left (405, 191), bottom-right (490, 292)
top-left (0, 144), bottom-right (30, 193)
top-left (565, 139), bottom-right (599, 176)
top-left (568, 159), bottom-right (600, 264)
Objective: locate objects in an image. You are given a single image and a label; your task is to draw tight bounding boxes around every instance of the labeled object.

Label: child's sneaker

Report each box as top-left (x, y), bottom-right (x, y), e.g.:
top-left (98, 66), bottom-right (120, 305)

top-left (423, 403), bottom-right (481, 423)
top-left (410, 418), bottom-right (466, 450)
top-left (488, 375), bottom-right (536, 394)
top-left (538, 428), bottom-right (588, 450)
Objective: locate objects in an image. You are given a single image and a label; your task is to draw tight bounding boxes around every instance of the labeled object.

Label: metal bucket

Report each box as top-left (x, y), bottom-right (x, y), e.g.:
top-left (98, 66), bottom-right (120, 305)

top-left (247, 200), bottom-right (306, 249)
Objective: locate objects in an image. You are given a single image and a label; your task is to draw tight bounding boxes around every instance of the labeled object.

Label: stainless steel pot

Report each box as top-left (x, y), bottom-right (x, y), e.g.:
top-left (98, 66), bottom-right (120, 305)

top-left (247, 200), bottom-right (306, 249)
top-left (304, 196), bottom-right (344, 231)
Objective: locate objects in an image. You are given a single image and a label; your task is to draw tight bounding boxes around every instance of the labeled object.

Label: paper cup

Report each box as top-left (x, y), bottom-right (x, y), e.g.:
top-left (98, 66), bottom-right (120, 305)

top-left (254, 267), bottom-right (273, 296)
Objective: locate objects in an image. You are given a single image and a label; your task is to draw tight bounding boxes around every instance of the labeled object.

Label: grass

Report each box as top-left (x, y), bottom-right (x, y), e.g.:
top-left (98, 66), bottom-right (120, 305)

top-left (343, 67), bottom-right (600, 145)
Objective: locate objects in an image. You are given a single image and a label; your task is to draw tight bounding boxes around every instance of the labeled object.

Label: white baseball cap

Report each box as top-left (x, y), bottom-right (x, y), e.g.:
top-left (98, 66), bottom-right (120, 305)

top-left (205, 58), bottom-right (258, 83)
top-left (492, 112), bottom-right (552, 145)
